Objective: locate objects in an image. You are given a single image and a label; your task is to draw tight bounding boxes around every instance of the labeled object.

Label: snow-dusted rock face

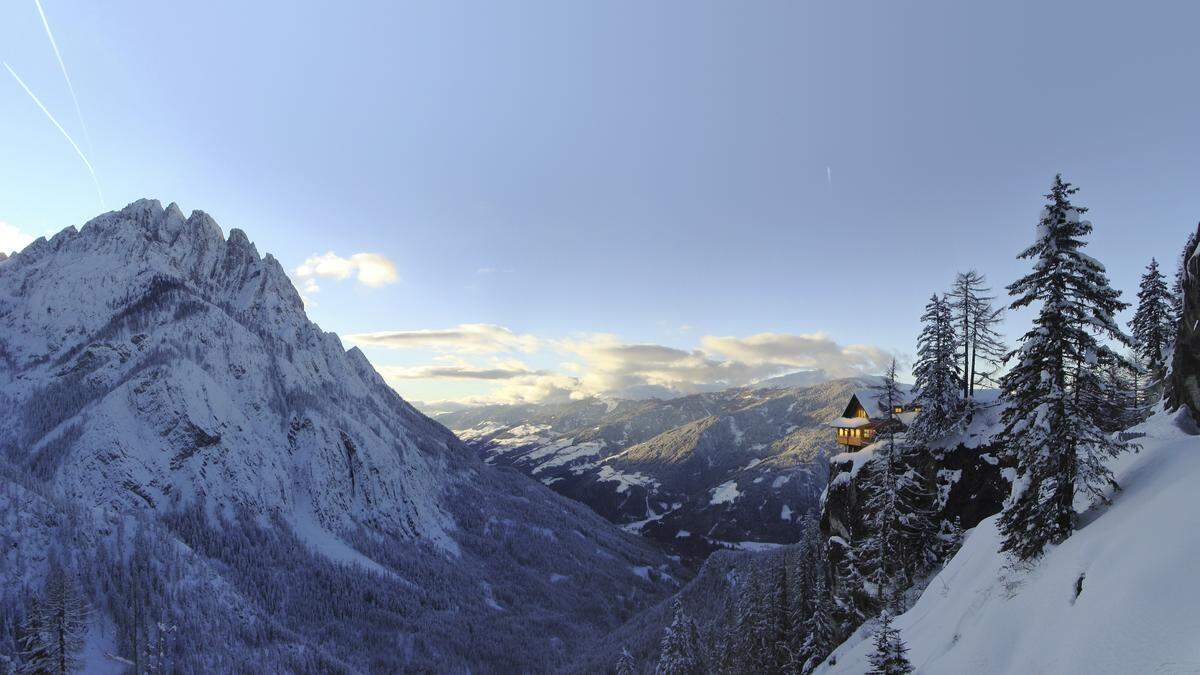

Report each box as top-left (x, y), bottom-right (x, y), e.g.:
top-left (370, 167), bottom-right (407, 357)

top-left (0, 200), bottom-right (684, 672)
top-left (0, 199), bottom-right (459, 546)
top-left (1168, 223), bottom-right (1200, 418)
top-left (819, 397), bottom-right (1010, 618)
top-left (822, 403), bottom-right (1009, 533)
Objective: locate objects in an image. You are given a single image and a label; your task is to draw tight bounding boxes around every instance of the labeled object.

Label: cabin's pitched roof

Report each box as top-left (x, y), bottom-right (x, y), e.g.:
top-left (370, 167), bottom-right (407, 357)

top-left (831, 387), bottom-right (918, 428)
top-left (831, 416), bottom-right (873, 429)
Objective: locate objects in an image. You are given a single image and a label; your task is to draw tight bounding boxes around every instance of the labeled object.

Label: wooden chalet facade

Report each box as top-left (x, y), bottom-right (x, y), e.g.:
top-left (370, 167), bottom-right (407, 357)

top-left (831, 391), bottom-right (921, 448)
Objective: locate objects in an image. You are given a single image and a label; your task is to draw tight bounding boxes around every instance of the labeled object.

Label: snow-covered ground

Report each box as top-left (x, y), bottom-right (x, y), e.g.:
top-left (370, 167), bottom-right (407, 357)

top-left (709, 480), bottom-right (742, 505)
top-left (821, 409), bottom-right (1200, 675)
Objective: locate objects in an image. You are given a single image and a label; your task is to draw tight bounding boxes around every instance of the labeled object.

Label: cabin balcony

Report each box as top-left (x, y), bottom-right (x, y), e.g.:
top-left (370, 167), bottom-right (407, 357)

top-left (835, 427), bottom-right (875, 448)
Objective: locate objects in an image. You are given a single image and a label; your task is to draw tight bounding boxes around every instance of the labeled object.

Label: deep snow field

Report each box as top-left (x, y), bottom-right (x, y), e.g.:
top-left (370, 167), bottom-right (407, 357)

top-left (820, 409), bottom-right (1200, 674)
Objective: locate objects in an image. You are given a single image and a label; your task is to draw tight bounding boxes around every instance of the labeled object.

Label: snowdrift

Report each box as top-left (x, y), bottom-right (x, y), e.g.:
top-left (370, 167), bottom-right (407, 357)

top-left (821, 410), bottom-right (1200, 674)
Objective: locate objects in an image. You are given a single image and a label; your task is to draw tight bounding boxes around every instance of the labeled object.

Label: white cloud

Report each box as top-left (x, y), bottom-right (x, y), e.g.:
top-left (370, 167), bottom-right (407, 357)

top-left (379, 359), bottom-right (543, 381)
top-left (347, 324), bottom-right (540, 354)
top-left (0, 221), bottom-right (36, 255)
top-left (356, 323), bottom-right (895, 408)
top-left (294, 251), bottom-right (399, 294)
top-left (700, 332), bottom-right (892, 378)
top-left (553, 335), bottom-right (757, 399)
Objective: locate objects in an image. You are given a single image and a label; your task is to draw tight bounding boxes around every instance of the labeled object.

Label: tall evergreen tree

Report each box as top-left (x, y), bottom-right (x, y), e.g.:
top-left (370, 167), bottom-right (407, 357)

top-left (1092, 355), bottom-right (1139, 431)
top-left (969, 299), bottom-right (1007, 394)
top-left (947, 271), bottom-right (1006, 400)
top-left (733, 571), bottom-right (772, 673)
top-left (17, 596), bottom-right (49, 672)
top-left (1130, 258), bottom-right (1174, 404)
top-left (997, 175), bottom-right (1134, 560)
top-left (20, 560), bottom-right (89, 675)
top-left (910, 294), bottom-right (963, 445)
top-left (714, 595), bottom-right (741, 675)
top-left (656, 599), bottom-right (704, 675)
top-left (771, 556), bottom-right (793, 673)
top-left (872, 359), bottom-right (905, 423)
top-left (866, 611), bottom-right (913, 675)
top-left (800, 569), bottom-right (837, 674)
top-left (863, 360), bottom-right (939, 588)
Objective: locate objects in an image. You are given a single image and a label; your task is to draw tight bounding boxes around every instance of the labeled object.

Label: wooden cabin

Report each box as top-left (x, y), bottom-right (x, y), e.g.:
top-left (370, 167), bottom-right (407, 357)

top-left (830, 391), bottom-right (919, 448)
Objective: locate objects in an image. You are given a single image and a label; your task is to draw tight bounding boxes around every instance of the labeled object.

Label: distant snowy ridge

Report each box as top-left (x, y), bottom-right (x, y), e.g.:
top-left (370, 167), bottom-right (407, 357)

top-left (438, 379), bottom-right (867, 555)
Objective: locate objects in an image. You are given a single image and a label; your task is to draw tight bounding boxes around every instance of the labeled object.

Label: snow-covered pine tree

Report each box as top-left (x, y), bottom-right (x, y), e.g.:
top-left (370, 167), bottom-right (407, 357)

top-left (17, 596), bottom-right (49, 672)
top-left (830, 536), bottom-right (867, 631)
top-left (788, 518), bottom-right (822, 646)
top-left (732, 569), bottom-right (772, 673)
top-left (771, 555), bottom-right (793, 672)
top-left (998, 175), bottom-right (1134, 560)
top-left (616, 646), bottom-right (637, 675)
top-left (859, 454), bottom-right (903, 601)
top-left (656, 599), bottom-right (704, 675)
top-left (713, 595), bottom-right (741, 675)
top-left (1130, 258), bottom-right (1174, 404)
top-left (21, 559), bottom-right (89, 675)
top-left (1089, 355), bottom-right (1140, 432)
top-left (858, 450), bottom-right (938, 598)
top-left (800, 568), bottom-right (838, 674)
top-left (909, 294), bottom-right (963, 445)
top-left (863, 360), bottom-right (939, 588)
top-left (866, 611), bottom-right (913, 675)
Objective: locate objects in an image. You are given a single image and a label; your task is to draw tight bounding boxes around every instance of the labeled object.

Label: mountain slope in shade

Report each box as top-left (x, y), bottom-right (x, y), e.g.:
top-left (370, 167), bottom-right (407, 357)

top-left (818, 409), bottom-right (1200, 675)
top-left (438, 378), bottom-right (870, 557)
top-left (0, 200), bottom-right (681, 672)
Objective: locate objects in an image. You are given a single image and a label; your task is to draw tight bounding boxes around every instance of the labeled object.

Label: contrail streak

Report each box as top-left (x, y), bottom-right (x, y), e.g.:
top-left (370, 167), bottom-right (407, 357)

top-left (33, 0), bottom-right (94, 157)
top-left (826, 166), bottom-right (832, 190)
top-left (4, 62), bottom-right (104, 208)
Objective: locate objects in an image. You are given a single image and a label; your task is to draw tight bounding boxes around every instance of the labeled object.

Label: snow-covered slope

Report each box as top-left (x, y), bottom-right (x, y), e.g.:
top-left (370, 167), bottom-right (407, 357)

top-left (0, 200), bottom-right (682, 672)
top-left (820, 410), bottom-right (1200, 675)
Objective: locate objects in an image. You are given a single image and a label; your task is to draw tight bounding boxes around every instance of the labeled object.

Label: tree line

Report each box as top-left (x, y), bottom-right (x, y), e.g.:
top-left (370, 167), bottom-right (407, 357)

top-left (639, 174), bottom-right (1189, 674)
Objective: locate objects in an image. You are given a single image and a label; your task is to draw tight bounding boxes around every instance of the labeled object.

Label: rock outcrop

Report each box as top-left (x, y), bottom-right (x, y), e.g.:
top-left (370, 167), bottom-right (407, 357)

top-left (819, 403), bottom-right (1011, 622)
top-left (1167, 223), bottom-right (1200, 420)
top-left (822, 442), bottom-right (1008, 546)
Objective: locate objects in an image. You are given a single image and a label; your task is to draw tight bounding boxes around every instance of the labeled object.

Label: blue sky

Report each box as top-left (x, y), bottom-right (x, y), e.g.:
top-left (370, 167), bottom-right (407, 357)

top-left (2, 1), bottom-right (1198, 408)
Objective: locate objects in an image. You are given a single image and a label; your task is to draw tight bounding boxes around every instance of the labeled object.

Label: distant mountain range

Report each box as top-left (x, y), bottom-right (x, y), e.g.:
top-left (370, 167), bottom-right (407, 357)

top-left (436, 377), bottom-right (874, 559)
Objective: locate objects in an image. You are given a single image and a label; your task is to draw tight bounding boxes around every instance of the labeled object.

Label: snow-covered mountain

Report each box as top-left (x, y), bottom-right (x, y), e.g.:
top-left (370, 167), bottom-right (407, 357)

top-left (818, 408), bottom-right (1200, 674)
top-left (0, 200), bottom-right (682, 672)
top-left (437, 379), bottom-right (870, 557)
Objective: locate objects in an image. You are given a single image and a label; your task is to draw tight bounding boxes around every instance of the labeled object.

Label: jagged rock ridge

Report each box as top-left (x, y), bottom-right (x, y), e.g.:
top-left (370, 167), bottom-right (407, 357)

top-left (0, 200), bottom-right (681, 672)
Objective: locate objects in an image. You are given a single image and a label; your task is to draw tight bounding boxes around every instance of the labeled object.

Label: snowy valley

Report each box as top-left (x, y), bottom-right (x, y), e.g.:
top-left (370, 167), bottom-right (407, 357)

top-left (437, 379), bottom-right (862, 560)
